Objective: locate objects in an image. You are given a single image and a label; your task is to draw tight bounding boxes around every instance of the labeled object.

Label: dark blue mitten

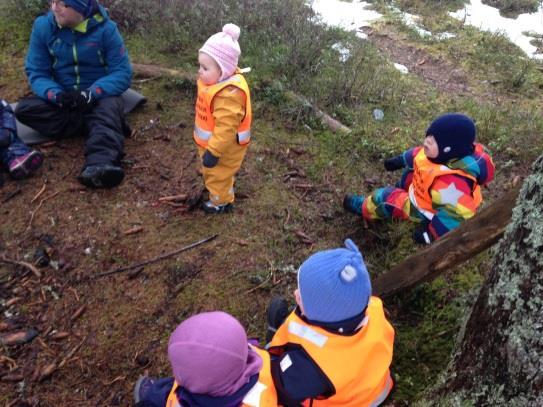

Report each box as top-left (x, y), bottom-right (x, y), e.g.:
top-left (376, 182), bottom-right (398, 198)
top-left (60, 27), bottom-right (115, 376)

top-left (202, 150), bottom-right (219, 168)
top-left (384, 155), bottom-right (404, 171)
top-left (413, 227), bottom-right (432, 245)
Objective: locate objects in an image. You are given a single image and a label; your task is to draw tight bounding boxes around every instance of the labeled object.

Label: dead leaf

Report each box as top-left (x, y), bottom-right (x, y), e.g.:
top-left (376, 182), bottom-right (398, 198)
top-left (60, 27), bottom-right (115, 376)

top-left (38, 363), bottom-right (57, 382)
top-left (50, 331), bottom-right (70, 340)
top-left (1, 374), bottom-right (24, 382)
top-left (0, 329), bottom-right (39, 346)
top-left (123, 226), bottom-right (144, 236)
top-left (294, 229), bottom-right (315, 245)
top-left (70, 305), bottom-right (86, 322)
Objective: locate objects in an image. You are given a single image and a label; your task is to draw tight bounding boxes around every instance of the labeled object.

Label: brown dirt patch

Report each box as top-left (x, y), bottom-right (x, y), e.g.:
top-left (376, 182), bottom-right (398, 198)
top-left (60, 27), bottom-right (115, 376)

top-left (364, 26), bottom-right (473, 96)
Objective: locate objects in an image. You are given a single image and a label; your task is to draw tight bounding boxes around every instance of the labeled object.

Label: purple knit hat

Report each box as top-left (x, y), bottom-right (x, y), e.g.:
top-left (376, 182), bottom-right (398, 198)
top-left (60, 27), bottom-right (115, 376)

top-left (199, 24), bottom-right (241, 82)
top-left (167, 311), bottom-right (262, 397)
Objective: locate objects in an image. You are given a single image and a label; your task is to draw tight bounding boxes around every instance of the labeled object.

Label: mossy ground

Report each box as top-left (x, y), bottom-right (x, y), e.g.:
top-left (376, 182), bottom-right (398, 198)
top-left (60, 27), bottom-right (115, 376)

top-left (1, 1), bottom-right (543, 405)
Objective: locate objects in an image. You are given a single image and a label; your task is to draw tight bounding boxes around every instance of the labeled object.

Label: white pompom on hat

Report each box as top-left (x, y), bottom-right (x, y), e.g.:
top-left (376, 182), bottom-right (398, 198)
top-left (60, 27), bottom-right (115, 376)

top-left (199, 23), bottom-right (242, 82)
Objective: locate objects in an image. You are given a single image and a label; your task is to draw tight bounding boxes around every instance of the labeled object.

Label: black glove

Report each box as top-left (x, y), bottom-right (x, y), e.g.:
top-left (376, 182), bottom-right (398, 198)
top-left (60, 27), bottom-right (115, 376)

top-left (56, 92), bottom-right (77, 109)
top-left (202, 150), bottom-right (219, 168)
top-left (383, 155), bottom-right (404, 171)
top-left (70, 90), bottom-right (95, 112)
top-left (57, 90), bottom-right (95, 112)
top-left (413, 227), bottom-right (432, 245)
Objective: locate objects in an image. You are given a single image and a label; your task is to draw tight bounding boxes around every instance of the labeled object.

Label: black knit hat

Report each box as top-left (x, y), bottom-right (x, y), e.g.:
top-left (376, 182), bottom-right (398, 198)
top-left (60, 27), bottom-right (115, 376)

top-left (426, 113), bottom-right (476, 163)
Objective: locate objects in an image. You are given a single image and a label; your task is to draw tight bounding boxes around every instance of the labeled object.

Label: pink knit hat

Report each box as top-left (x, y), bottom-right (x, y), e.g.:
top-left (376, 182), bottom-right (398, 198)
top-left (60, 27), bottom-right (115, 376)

top-left (199, 24), bottom-right (241, 82)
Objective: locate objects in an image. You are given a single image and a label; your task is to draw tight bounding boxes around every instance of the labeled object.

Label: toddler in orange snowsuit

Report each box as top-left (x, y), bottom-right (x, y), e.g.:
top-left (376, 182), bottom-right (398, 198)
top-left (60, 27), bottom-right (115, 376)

top-left (194, 23), bottom-right (252, 214)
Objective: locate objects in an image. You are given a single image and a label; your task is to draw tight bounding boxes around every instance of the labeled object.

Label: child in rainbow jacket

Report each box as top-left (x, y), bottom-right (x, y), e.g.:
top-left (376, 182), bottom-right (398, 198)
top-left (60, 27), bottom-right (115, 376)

top-left (1, 99), bottom-right (43, 185)
top-left (133, 311), bottom-right (278, 407)
top-left (344, 113), bottom-right (495, 244)
top-left (194, 24), bottom-right (252, 214)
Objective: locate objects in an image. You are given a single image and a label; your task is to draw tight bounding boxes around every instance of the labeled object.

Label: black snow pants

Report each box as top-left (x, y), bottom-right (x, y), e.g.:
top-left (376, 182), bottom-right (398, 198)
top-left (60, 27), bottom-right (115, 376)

top-left (15, 95), bottom-right (127, 167)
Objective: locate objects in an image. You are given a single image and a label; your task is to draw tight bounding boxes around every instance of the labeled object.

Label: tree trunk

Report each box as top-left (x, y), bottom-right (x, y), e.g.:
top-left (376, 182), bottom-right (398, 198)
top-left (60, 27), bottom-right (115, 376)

top-left (424, 155), bottom-right (543, 406)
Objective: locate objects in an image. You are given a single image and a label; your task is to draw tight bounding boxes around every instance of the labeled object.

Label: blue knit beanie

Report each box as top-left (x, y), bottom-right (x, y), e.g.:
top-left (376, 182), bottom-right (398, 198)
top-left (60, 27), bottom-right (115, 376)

top-left (426, 113), bottom-right (476, 163)
top-left (298, 239), bottom-right (371, 323)
top-left (63, 0), bottom-right (98, 18)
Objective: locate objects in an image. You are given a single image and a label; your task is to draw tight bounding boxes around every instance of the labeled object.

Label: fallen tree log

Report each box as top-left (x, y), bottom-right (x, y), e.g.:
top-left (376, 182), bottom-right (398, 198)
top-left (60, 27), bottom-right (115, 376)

top-left (131, 63), bottom-right (351, 134)
top-left (373, 184), bottom-right (521, 297)
top-left (283, 91), bottom-right (352, 134)
top-left (132, 63), bottom-right (193, 81)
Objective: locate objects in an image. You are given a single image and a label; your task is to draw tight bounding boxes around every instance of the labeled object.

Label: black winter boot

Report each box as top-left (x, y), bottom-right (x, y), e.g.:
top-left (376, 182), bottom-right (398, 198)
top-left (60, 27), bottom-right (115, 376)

top-left (266, 297), bottom-right (290, 343)
top-left (78, 164), bottom-right (124, 188)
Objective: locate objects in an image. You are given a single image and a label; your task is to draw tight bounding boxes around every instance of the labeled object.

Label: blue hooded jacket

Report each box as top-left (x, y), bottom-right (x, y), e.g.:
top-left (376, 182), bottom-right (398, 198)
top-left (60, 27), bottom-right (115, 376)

top-left (25, 5), bottom-right (132, 103)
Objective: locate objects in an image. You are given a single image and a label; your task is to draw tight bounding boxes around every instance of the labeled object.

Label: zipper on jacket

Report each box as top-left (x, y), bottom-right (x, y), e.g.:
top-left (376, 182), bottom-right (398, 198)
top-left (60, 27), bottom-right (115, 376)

top-left (72, 42), bottom-right (80, 89)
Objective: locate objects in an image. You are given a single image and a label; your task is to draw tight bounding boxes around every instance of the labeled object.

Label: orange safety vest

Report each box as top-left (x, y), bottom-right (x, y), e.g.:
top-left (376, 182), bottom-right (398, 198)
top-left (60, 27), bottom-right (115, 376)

top-left (165, 346), bottom-right (277, 407)
top-left (268, 297), bottom-right (394, 407)
top-left (409, 147), bottom-right (481, 220)
top-left (193, 73), bottom-right (252, 148)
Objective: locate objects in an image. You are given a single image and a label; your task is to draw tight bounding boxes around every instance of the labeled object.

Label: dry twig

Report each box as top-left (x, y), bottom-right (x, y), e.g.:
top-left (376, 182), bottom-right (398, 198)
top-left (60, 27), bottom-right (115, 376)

top-left (91, 234), bottom-right (218, 279)
top-left (123, 226), bottom-right (144, 236)
top-left (158, 194), bottom-right (188, 202)
top-left (0, 255), bottom-right (42, 278)
top-left (31, 183), bottom-right (47, 204)
top-left (27, 190), bottom-right (61, 231)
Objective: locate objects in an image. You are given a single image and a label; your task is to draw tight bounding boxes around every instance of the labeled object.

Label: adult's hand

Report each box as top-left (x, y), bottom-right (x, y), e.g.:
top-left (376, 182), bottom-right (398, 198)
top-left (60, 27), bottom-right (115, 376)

top-left (70, 90), bottom-right (95, 112)
top-left (56, 92), bottom-right (77, 109)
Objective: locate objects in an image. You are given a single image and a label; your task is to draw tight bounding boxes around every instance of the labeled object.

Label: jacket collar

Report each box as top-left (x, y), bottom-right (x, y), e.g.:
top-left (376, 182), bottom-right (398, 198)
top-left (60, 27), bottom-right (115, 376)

top-left (176, 373), bottom-right (259, 407)
top-left (47, 4), bottom-right (108, 33)
top-left (295, 306), bottom-right (368, 335)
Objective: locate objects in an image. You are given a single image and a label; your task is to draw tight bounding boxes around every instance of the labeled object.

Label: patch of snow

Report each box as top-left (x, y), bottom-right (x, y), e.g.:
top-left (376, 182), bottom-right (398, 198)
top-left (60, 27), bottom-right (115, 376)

top-left (450, 0), bottom-right (543, 59)
top-left (436, 32), bottom-right (456, 40)
top-left (391, 6), bottom-right (456, 41)
top-left (398, 8), bottom-right (432, 37)
top-left (394, 63), bottom-right (409, 74)
top-left (332, 42), bottom-right (351, 62)
top-left (310, 0), bottom-right (382, 39)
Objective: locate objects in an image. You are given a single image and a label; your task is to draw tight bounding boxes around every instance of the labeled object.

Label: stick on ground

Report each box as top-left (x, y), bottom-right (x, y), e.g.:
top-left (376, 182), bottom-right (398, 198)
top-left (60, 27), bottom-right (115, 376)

top-left (92, 234), bottom-right (218, 279)
top-left (0, 256), bottom-right (42, 278)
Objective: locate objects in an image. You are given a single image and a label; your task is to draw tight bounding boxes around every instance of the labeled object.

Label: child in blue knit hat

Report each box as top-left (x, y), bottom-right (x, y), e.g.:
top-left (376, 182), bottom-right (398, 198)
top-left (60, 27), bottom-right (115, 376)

top-left (266, 239), bottom-right (395, 406)
top-left (344, 113), bottom-right (495, 244)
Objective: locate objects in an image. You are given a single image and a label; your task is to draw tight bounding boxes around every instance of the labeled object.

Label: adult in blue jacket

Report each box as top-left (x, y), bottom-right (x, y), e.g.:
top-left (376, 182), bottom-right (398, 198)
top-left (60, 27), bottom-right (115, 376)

top-left (15, 0), bottom-right (132, 188)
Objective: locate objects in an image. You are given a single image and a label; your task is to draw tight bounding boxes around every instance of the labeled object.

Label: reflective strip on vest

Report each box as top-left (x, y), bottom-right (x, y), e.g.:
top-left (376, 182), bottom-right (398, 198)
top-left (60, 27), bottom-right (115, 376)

top-left (270, 297), bottom-right (395, 407)
top-left (194, 125), bottom-right (212, 142)
top-left (238, 129), bottom-right (251, 144)
top-left (242, 381), bottom-right (267, 407)
top-left (194, 74), bottom-right (252, 149)
top-left (288, 321), bottom-right (328, 348)
top-left (408, 185), bottom-right (434, 220)
top-left (369, 373), bottom-right (393, 407)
